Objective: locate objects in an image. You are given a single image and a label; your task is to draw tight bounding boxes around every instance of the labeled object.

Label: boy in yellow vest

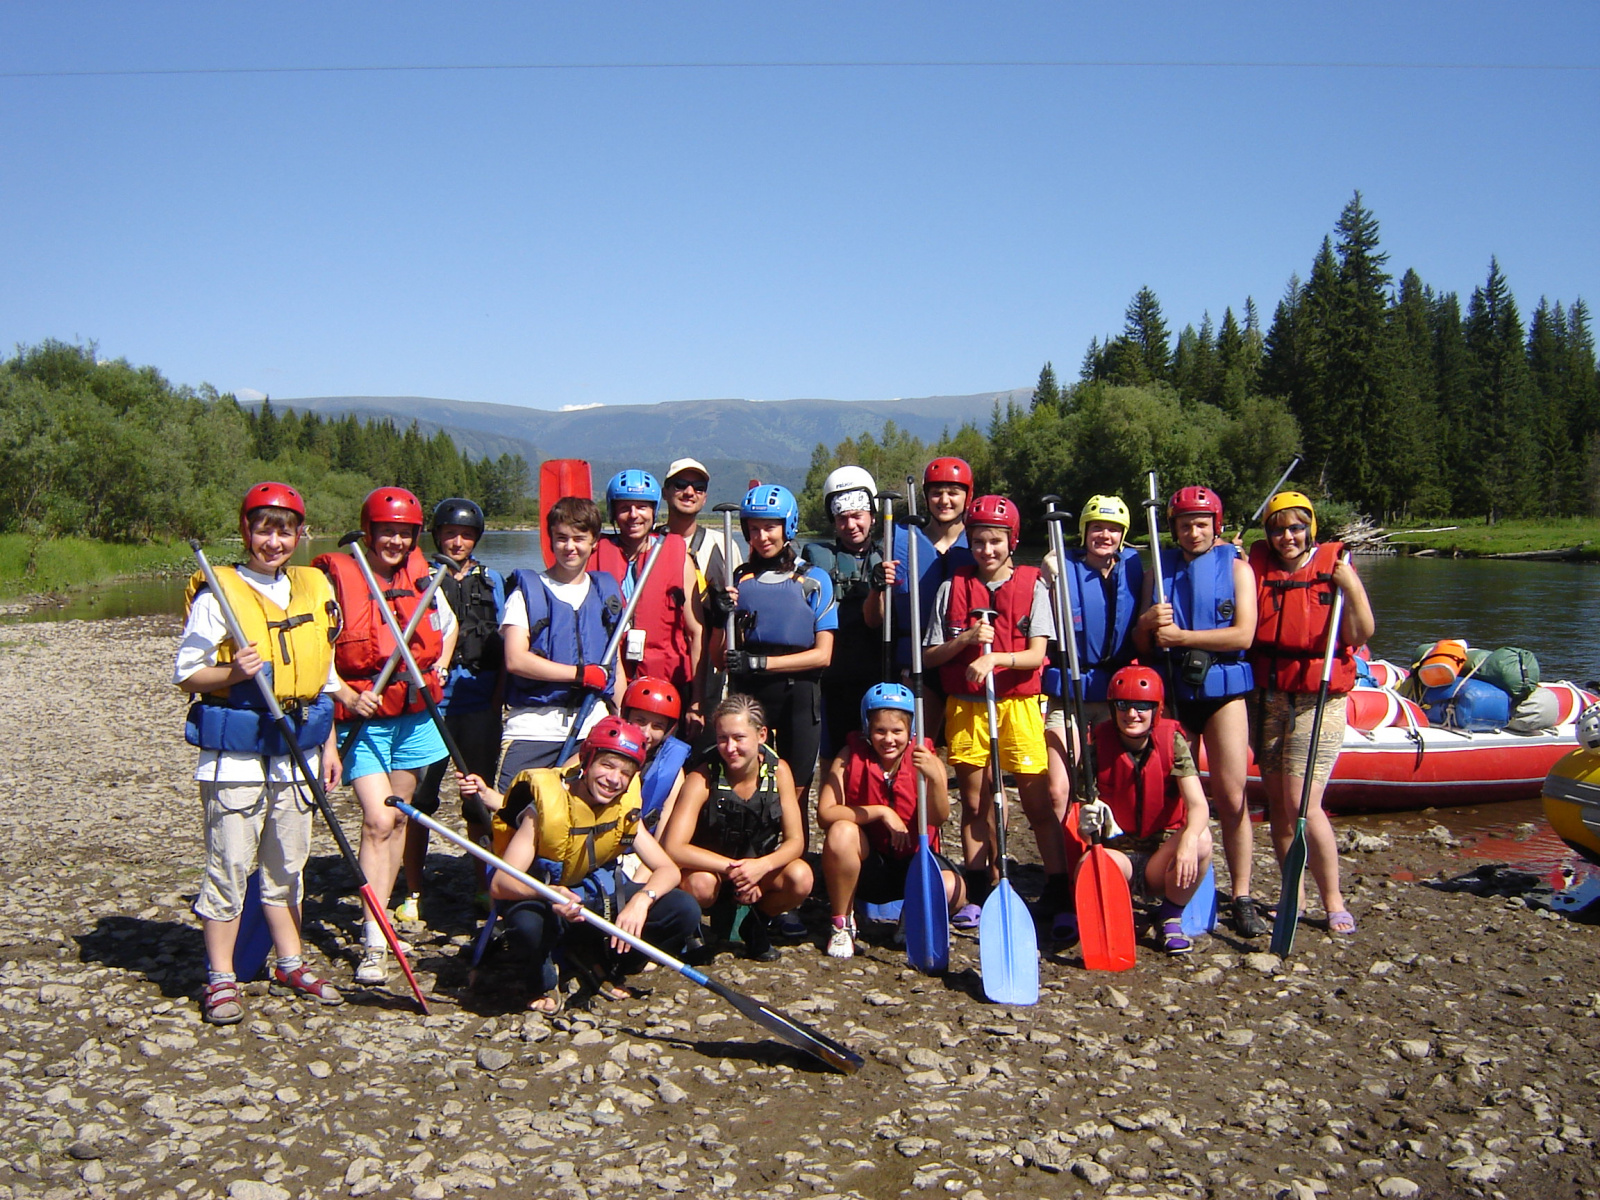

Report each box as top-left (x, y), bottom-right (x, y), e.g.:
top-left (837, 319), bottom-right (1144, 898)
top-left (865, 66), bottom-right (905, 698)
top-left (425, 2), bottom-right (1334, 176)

top-left (457, 717), bottom-right (701, 1012)
top-left (175, 483), bottom-right (358, 1024)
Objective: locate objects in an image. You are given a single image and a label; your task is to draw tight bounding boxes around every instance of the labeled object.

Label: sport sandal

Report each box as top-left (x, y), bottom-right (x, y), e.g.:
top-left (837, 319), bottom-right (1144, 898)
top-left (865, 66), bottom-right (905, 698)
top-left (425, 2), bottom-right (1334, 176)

top-left (202, 980), bottom-right (245, 1025)
top-left (1161, 912), bottom-right (1193, 956)
top-left (270, 964), bottom-right (344, 1006)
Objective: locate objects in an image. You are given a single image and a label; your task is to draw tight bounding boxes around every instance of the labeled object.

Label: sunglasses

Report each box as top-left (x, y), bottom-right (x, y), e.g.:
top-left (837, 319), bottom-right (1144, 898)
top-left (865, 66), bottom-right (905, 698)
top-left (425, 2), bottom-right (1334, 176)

top-left (1268, 522), bottom-right (1309, 537)
top-left (1112, 699), bottom-right (1158, 713)
top-left (667, 478), bottom-right (707, 492)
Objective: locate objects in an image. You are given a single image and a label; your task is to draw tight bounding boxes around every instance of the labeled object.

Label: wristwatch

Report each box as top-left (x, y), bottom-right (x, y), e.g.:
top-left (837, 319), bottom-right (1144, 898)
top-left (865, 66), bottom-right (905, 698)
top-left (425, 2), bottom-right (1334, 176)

top-left (643, 888), bottom-right (658, 904)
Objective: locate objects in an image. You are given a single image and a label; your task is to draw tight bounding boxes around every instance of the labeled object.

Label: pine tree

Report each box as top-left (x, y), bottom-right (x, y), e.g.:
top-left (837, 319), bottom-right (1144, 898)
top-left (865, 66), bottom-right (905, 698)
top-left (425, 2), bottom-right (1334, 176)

top-left (1463, 259), bottom-right (1538, 520)
top-left (1031, 361), bottom-right (1061, 411)
top-left (1323, 191), bottom-right (1395, 513)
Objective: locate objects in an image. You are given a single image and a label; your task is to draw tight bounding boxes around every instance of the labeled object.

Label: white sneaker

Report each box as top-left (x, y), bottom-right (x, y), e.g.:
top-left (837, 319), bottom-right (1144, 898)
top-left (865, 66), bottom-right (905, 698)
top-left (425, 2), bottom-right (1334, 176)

top-left (826, 921), bottom-right (857, 959)
top-left (355, 945), bottom-right (388, 985)
top-left (394, 894), bottom-right (421, 924)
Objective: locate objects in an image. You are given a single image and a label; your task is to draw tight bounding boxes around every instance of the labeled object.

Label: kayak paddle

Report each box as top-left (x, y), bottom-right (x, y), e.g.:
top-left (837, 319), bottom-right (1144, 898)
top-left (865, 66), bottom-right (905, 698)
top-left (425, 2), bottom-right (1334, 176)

top-left (1270, 552), bottom-right (1349, 957)
top-left (1244, 454), bottom-right (1303, 537)
top-left (391, 799), bottom-right (863, 1074)
top-left (878, 488), bottom-right (899, 683)
top-left (979, 661), bottom-right (1039, 1005)
top-left (189, 544), bottom-right (430, 1013)
top-left (900, 481), bottom-right (949, 973)
top-left (539, 459), bottom-right (592, 568)
top-left (1180, 864), bottom-right (1218, 939)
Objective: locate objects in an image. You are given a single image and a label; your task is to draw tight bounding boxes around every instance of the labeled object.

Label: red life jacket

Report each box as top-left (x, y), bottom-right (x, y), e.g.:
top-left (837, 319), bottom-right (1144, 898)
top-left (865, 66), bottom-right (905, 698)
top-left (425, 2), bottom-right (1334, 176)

top-left (590, 533), bottom-right (693, 692)
top-left (315, 548), bottom-right (445, 720)
top-left (1092, 717), bottom-right (1185, 840)
top-left (840, 730), bottom-right (941, 858)
top-left (936, 565), bottom-right (1044, 699)
top-left (1248, 540), bottom-right (1357, 694)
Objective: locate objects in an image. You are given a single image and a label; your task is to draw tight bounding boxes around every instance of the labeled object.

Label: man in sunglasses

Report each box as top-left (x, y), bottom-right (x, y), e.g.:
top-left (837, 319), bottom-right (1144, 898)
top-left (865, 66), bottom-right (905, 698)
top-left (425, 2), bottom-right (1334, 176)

top-left (659, 457), bottom-right (747, 589)
top-left (1076, 665), bottom-right (1214, 955)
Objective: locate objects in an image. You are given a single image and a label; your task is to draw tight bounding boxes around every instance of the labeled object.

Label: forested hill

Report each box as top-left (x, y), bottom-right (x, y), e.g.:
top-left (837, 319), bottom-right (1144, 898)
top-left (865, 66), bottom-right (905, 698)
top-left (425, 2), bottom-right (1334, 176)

top-left (261, 390), bottom-right (1029, 505)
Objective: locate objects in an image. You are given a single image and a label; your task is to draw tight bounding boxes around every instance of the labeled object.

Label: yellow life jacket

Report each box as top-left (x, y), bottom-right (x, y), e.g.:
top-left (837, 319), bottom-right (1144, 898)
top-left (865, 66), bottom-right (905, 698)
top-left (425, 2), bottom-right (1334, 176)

top-left (185, 565), bottom-right (339, 703)
top-left (490, 766), bottom-right (642, 887)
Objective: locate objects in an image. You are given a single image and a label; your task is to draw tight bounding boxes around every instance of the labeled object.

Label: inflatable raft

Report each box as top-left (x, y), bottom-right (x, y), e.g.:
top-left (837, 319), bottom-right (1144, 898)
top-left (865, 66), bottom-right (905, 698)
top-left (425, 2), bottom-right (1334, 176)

top-left (1543, 747), bottom-right (1600, 867)
top-left (1200, 664), bottom-right (1597, 815)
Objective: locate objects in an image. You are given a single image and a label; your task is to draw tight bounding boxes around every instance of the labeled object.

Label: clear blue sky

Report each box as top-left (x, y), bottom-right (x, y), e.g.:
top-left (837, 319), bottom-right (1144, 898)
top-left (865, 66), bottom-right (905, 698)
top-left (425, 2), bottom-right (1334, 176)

top-left (3, 3), bottom-right (1595, 410)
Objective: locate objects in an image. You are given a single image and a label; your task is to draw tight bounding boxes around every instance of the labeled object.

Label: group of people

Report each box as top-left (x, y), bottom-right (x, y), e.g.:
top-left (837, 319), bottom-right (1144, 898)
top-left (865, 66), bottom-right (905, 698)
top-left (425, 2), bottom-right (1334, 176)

top-left (174, 455), bottom-right (1373, 1023)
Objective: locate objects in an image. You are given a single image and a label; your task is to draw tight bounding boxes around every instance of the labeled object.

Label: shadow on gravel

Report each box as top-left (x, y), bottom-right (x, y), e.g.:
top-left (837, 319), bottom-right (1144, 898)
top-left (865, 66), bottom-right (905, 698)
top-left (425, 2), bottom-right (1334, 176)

top-left (75, 916), bottom-right (205, 998)
top-left (612, 1023), bottom-right (846, 1073)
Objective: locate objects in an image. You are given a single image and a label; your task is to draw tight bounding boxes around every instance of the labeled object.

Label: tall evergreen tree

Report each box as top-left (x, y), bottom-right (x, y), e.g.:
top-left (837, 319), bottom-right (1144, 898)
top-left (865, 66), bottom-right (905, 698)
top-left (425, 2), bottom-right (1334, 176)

top-left (1031, 361), bottom-right (1061, 411)
top-left (1463, 259), bottom-right (1538, 520)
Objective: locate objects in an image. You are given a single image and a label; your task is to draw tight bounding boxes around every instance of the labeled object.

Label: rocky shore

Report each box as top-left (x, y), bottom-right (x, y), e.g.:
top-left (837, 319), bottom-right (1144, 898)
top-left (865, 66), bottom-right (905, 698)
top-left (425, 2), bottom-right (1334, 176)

top-left (1, 616), bottom-right (1597, 1200)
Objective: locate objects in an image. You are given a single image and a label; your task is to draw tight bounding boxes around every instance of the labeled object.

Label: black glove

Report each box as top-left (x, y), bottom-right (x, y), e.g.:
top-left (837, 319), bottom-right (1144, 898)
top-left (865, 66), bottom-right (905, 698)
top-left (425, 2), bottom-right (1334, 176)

top-left (725, 650), bottom-right (768, 676)
top-left (707, 588), bottom-right (738, 620)
top-left (869, 562), bottom-right (889, 591)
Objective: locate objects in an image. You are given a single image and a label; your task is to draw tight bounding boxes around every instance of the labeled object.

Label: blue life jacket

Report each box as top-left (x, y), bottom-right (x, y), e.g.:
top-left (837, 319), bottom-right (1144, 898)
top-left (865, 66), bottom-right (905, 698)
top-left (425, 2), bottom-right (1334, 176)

top-left (639, 735), bottom-right (691, 833)
top-left (185, 690), bottom-right (335, 758)
top-left (890, 523), bottom-right (973, 670)
top-left (1159, 544), bottom-right (1254, 701)
top-left (1044, 549), bottom-right (1144, 704)
top-left (504, 570), bottom-right (624, 710)
top-left (734, 564), bottom-right (822, 655)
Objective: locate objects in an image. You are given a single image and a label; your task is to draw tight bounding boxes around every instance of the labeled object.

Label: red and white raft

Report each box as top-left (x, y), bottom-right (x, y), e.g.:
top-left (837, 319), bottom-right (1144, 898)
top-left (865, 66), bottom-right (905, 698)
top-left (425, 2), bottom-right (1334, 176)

top-left (1200, 666), bottom-right (1597, 815)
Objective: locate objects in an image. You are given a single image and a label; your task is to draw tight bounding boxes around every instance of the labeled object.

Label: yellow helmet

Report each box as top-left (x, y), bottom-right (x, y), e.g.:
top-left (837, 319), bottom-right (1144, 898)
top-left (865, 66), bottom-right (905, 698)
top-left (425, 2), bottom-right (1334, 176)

top-left (1262, 491), bottom-right (1317, 540)
top-left (1079, 494), bottom-right (1131, 538)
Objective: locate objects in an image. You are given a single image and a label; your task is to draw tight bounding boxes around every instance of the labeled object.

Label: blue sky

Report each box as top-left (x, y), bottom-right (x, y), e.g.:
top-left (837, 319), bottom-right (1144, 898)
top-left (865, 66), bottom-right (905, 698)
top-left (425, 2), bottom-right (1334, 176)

top-left (2, 3), bottom-right (1595, 410)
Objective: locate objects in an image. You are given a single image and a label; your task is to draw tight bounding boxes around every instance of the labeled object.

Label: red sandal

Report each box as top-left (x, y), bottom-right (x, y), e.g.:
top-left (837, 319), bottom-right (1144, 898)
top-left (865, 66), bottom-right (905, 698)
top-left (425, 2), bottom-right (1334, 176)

top-left (201, 979), bottom-right (245, 1025)
top-left (270, 964), bottom-right (344, 1006)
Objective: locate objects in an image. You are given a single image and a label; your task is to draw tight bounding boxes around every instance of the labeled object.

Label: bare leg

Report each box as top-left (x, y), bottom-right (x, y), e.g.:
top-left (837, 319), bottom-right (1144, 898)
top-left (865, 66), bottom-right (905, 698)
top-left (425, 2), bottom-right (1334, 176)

top-left (262, 903), bottom-right (304, 960)
top-left (955, 762), bottom-right (994, 876)
top-left (1203, 698), bottom-right (1255, 898)
top-left (1147, 829), bottom-right (1215, 905)
top-left (202, 917), bottom-right (241, 976)
top-left (1017, 772), bottom-right (1067, 875)
top-left (682, 870), bottom-right (724, 909)
top-left (755, 860), bottom-right (815, 916)
top-left (822, 822), bottom-right (867, 918)
top-left (354, 769), bottom-right (419, 916)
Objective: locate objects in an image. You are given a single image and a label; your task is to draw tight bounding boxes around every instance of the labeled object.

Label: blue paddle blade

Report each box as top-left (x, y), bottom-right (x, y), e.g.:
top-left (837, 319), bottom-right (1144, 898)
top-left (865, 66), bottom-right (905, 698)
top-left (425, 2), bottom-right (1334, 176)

top-left (1271, 823), bottom-right (1310, 956)
top-left (1181, 865), bottom-right (1218, 938)
top-left (903, 843), bottom-right (950, 973)
top-left (234, 871), bottom-right (274, 982)
top-left (978, 880), bottom-right (1039, 1005)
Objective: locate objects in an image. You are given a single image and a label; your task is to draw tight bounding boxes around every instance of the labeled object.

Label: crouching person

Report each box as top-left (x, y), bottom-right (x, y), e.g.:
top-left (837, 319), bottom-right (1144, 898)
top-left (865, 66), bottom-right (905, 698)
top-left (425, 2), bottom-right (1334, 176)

top-left (458, 717), bottom-right (700, 1011)
top-left (1076, 666), bottom-right (1214, 955)
top-left (817, 683), bottom-right (965, 958)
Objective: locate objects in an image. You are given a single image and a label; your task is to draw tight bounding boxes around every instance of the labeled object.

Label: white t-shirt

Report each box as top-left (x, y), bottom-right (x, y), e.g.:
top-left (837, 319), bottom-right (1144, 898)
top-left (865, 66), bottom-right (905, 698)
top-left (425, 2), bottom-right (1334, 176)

top-left (500, 572), bottom-right (606, 743)
top-left (174, 565), bottom-right (341, 785)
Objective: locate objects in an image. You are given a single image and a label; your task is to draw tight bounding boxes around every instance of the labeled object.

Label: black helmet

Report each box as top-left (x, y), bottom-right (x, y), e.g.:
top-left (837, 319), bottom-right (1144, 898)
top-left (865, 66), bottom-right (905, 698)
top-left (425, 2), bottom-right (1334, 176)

top-left (431, 497), bottom-right (486, 546)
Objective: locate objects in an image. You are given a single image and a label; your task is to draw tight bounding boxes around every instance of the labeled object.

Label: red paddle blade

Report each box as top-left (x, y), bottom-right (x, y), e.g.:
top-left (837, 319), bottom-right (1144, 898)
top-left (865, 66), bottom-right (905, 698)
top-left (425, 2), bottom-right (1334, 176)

top-left (1075, 846), bottom-right (1136, 972)
top-left (539, 459), bottom-right (592, 567)
top-left (356, 883), bottom-right (430, 1013)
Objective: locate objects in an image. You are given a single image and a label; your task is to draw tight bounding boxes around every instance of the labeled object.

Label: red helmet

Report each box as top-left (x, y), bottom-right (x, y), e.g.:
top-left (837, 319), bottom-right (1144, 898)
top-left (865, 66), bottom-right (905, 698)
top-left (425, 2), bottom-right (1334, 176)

top-left (581, 716), bottom-right (648, 770)
top-left (1168, 486), bottom-right (1223, 525)
top-left (966, 494), bottom-right (1021, 550)
top-left (923, 457), bottom-right (974, 492)
top-left (621, 675), bottom-right (681, 723)
top-left (1108, 665), bottom-right (1165, 705)
top-left (239, 481), bottom-right (305, 524)
top-left (361, 486), bottom-right (424, 532)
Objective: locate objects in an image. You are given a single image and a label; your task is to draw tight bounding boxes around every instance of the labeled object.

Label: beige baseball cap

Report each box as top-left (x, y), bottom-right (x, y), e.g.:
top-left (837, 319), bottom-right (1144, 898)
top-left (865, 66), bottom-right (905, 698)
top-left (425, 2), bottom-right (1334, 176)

top-left (664, 458), bottom-right (710, 482)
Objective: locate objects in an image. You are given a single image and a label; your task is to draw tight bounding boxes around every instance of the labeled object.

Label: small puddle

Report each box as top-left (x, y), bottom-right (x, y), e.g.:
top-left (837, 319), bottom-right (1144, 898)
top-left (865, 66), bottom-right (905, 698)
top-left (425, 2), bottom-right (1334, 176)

top-left (1348, 796), bottom-right (1591, 886)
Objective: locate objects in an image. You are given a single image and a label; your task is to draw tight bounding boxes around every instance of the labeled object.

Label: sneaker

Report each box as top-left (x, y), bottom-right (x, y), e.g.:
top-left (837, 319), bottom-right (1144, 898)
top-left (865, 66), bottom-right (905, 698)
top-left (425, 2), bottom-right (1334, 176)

top-left (773, 911), bottom-right (807, 940)
top-left (394, 894), bottom-right (422, 924)
top-left (740, 910), bottom-right (781, 963)
top-left (826, 920), bottom-right (857, 959)
top-left (354, 945), bottom-right (389, 985)
top-left (1232, 895), bottom-right (1269, 938)
top-left (270, 964), bottom-right (344, 1006)
top-left (201, 980), bottom-right (244, 1026)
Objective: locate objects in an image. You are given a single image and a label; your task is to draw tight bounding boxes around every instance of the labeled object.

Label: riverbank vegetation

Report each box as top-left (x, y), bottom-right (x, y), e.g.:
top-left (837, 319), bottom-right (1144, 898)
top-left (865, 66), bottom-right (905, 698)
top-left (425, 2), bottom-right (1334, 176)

top-left (0, 534), bottom-right (202, 599)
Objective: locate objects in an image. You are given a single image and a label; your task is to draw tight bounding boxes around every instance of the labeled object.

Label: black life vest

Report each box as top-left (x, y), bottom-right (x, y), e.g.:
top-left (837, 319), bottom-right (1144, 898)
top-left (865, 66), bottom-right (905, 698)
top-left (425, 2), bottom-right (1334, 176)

top-left (693, 743), bottom-right (784, 860)
top-left (441, 562), bottom-right (503, 674)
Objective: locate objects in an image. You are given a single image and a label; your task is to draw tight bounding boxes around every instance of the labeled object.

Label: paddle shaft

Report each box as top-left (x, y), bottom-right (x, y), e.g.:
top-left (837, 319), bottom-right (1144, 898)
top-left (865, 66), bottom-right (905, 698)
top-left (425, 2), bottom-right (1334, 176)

top-left (980, 647), bottom-right (1011, 880)
top-left (335, 559), bottom-right (452, 760)
top-left (1143, 470), bottom-right (1181, 709)
top-left (1290, 555), bottom-right (1350, 829)
top-left (711, 503), bottom-right (739, 709)
top-left (1248, 454), bottom-right (1304, 528)
top-left (188, 544), bottom-right (428, 1011)
top-left (1043, 510), bottom-right (1099, 802)
top-left (1040, 498), bottom-right (1083, 798)
top-left (879, 492), bottom-right (896, 681)
top-left (904, 481), bottom-right (929, 838)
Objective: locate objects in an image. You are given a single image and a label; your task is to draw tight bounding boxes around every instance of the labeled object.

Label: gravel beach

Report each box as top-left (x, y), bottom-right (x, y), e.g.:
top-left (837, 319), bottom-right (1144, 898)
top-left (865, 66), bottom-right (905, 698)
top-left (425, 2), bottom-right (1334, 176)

top-left (2, 616), bottom-right (1597, 1200)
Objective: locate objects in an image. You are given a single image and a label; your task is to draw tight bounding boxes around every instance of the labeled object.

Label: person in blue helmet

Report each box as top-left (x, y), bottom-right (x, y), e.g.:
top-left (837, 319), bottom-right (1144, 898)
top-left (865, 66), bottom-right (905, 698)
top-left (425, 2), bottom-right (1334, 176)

top-left (710, 485), bottom-right (836, 931)
top-left (815, 682), bottom-right (963, 959)
top-left (591, 469), bottom-right (707, 735)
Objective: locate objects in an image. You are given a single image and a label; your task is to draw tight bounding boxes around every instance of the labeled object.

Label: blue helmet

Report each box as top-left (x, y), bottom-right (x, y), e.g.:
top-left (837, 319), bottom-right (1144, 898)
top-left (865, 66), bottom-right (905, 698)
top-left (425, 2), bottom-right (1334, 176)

top-left (606, 469), bottom-right (661, 511)
top-left (860, 682), bottom-right (916, 729)
top-left (741, 484), bottom-right (799, 542)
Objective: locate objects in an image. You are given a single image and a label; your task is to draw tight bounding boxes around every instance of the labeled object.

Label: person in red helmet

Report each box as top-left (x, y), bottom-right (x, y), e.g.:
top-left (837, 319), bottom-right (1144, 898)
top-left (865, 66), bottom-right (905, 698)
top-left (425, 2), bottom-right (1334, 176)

top-left (620, 675), bottom-right (693, 837)
top-left (314, 487), bottom-right (458, 986)
top-left (175, 483), bottom-right (346, 1023)
top-left (922, 494), bottom-right (1061, 929)
top-left (1075, 666), bottom-right (1214, 955)
top-left (1133, 486), bottom-right (1265, 936)
top-left (457, 716), bottom-right (700, 1010)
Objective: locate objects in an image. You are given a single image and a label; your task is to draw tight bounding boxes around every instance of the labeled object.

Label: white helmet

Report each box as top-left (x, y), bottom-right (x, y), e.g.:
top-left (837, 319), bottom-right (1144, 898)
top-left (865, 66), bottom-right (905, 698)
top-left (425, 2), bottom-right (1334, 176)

top-left (1580, 703), bottom-right (1600, 752)
top-left (822, 465), bottom-right (878, 517)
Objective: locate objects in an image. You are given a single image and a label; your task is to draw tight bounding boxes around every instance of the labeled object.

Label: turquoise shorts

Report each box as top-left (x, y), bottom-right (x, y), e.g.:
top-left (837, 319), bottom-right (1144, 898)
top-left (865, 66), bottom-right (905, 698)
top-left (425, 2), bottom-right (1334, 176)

top-left (338, 712), bottom-right (448, 782)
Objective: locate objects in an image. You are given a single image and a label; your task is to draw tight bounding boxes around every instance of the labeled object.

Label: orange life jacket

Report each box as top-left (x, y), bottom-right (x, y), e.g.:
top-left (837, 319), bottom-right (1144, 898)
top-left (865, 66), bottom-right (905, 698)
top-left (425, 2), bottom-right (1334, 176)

top-left (590, 533), bottom-right (693, 692)
top-left (936, 566), bottom-right (1044, 699)
top-left (1092, 717), bottom-right (1184, 841)
top-left (840, 730), bottom-right (941, 858)
top-left (1248, 540), bottom-right (1357, 694)
top-left (315, 547), bottom-right (445, 720)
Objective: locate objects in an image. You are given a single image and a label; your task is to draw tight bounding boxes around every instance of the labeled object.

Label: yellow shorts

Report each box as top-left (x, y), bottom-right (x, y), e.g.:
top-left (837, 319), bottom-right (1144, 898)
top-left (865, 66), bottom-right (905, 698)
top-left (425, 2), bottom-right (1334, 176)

top-left (945, 695), bottom-right (1047, 775)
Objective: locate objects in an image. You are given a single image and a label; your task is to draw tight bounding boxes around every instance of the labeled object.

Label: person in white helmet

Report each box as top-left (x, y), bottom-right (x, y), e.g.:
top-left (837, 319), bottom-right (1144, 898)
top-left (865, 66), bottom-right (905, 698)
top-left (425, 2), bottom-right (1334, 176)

top-left (801, 465), bottom-right (888, 759)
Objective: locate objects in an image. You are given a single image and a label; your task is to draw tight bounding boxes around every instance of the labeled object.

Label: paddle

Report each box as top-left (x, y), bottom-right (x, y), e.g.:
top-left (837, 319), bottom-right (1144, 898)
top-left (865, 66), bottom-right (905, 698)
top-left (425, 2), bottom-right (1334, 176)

top-left (1243, 454), bottom-right (1303, 538)
top-left (1181, 864), bottom-right (1219, 938)
top-left (978, 643), bottom-right (1039, 1005)
top-left (901, 480), bottom-right (949, 973)
top-left (878, 489), bottom-right (899, 682)
top-left (1142, 469), bottom-right (1180, 711)
top-left (389, 798), bottom-right (863, 1073)
top-left (1043, 506), bottom-right (1137, 971)
top-left (1270, 552), bottom-right (1350, 957)
top-left (706, 502), bottom-right (741, 710)
top-left (189, 544), bottom-right (430, 1013)
top-left (539, 459), bottom-right (592, 568)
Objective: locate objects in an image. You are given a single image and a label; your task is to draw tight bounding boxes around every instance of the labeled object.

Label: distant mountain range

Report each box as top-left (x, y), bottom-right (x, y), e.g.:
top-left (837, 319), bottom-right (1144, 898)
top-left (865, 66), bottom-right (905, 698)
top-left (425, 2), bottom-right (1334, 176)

top-left (265, 389), bottom-right (1028, 502)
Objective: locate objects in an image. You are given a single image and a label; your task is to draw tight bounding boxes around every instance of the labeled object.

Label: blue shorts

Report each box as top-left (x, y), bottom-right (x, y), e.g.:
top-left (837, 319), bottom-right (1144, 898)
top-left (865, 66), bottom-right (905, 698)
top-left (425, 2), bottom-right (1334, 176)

top-left (339, 712), bottom-right (448, 782)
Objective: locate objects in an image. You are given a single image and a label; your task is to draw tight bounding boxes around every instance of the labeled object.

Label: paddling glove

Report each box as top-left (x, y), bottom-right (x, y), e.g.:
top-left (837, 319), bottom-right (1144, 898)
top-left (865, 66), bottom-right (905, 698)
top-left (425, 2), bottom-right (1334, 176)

top-left (577, 664), bottom-right (610, 693)
top-left (869, 562), bottom-right (889, 591)
top-left (1079, 800), bottom-right (1113, 840)
top-left (707, 588), bottom-right (738, 620)
top-left (725, 650), bottom-right (768, 676)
